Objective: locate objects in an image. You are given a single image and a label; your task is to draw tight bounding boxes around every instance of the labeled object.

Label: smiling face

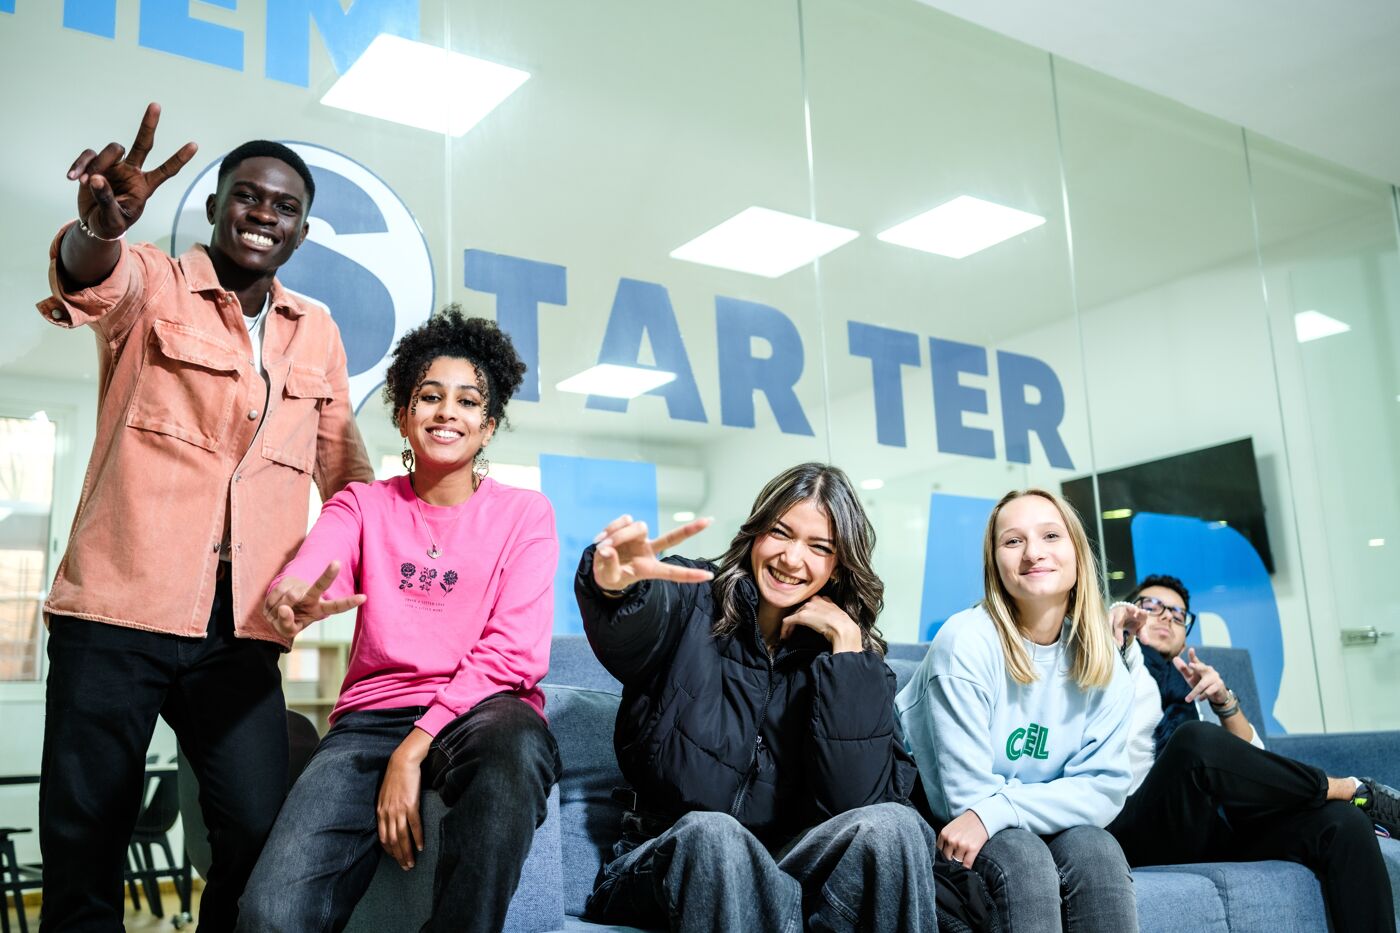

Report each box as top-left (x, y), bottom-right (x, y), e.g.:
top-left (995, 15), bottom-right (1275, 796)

top-left (749, 499), bottom-right (838, 616)
top-left (993, 494), bottom-right (1078, 612)
top-left (205, 156), bottom-right (310, 275)
top-left (1134, 584), bottom-right (1190, 657)
top-left (397, 356), bottom-right (495, 475)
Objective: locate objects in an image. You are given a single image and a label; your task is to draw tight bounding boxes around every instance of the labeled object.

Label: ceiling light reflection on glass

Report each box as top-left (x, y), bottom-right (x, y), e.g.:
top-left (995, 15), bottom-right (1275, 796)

top-left (556, 364), bottom-right (677, 400)
top-left (877, 195), bottom-right (1046, 259)
top-left (320, 35), bottom-right (530, 136)
top-left (1293, 310), bottom-right (1351, 343)
top-left (670, 207), bottom-right (859, 278)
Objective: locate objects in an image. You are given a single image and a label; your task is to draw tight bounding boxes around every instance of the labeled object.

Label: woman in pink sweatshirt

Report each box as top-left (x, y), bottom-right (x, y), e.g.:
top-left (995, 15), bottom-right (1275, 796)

top-left (238, 307), bottom-right (559, 933)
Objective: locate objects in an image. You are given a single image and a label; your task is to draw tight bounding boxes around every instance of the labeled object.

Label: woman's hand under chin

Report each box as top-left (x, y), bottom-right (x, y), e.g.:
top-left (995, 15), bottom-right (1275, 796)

top-left (780, 595), bottom-right (864, 653)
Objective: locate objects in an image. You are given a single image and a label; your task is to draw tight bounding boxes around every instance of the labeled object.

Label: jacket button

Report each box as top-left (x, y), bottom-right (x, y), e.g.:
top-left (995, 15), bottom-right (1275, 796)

top-left (247, 409), bottom-right (260, 420)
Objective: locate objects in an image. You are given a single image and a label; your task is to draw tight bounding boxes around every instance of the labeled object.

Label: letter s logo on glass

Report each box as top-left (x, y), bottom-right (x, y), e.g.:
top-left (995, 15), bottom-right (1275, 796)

top-left (170, 143), bottom-right (434, 413)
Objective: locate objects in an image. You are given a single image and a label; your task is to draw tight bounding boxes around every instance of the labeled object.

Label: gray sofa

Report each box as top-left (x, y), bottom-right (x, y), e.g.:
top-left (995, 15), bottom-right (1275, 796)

top-left (346, 638), bottom-right (1400, 932)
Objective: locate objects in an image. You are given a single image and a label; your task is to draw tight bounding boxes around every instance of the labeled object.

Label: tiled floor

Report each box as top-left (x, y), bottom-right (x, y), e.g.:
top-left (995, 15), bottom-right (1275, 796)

top-left (6, 881), bottom-right (203, 931)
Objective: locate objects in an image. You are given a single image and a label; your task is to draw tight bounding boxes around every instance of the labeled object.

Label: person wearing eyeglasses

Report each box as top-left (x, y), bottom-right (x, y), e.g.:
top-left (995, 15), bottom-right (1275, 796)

top-left (1121, 575), bottom-right (1261, 749)
top-left (1107, 573), bottom-right (1398, 933)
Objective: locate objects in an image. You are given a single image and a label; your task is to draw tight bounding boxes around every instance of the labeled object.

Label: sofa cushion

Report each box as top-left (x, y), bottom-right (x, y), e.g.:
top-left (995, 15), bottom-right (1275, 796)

top-left (884, 642), bottom-right (929, 664)
top-left (1267, 731), bottom-right (1400, 789)
top-left (549, 635), bottom-right (623, 693)
top-left (544, 683), bottom-right (628, 918)
top-left (1193, 648), bottom-right (1265, 739)
top-left (888, 658), bottom-right (918, 693)
top-left (1383, 837), bottom-right (1400, 919)
top-left (1146, 860), bottom-right (1328, 933)
top-left (1132, 869), bottom-right (1228, 933)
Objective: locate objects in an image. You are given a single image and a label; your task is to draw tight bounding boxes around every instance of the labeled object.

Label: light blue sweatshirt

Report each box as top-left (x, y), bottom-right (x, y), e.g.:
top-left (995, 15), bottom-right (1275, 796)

top-left (895, 605), bottom-right (1134, 837)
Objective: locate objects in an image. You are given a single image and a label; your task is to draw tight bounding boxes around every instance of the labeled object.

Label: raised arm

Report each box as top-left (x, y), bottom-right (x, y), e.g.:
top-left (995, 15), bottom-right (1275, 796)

top-left (58, 103), bottom-right (197, 288)
top-left (575, 515), bottom-right (715, 684)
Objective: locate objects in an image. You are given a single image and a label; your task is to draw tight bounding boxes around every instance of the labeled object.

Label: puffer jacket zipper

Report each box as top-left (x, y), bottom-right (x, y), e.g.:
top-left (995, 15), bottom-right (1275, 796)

top-left (729, 610), bottom-right (775, 818)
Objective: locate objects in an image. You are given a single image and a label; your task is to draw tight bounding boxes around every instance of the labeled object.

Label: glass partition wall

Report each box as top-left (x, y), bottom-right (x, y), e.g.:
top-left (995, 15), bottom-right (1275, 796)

top-left (1, 2), bottom-right (1396, 814)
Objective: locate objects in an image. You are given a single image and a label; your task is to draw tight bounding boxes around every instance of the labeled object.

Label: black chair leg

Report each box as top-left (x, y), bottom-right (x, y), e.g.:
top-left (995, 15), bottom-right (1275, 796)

top-left (140, 842), bottom-right (163, 918)
top-left (2, 835), bottom-right (30, 933)
top-left (1, 837), bottom-right (13, 933)
top-left (124, 849), bottom-right (142, 912)
top-left (179, 855), bottom-right (192, 913)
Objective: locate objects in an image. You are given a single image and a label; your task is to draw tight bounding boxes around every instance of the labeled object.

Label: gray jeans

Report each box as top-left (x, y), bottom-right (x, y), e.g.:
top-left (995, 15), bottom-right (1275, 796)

top-left (973, 826), bottom-right (1136, 933)
top-left (586, 803), bottom-right (939, 933)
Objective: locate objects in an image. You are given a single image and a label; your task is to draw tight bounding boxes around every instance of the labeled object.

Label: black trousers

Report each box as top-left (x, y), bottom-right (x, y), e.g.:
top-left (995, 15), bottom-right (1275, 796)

top-left (1108, 721), bottom-right (1395, 933)
top-left (39, 571), bottom-right (288, 933)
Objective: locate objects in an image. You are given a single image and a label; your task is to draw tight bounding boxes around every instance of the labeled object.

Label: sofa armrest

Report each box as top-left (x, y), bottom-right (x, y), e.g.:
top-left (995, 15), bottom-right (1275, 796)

top-left (1266, 731), bottom-right (1400, 788)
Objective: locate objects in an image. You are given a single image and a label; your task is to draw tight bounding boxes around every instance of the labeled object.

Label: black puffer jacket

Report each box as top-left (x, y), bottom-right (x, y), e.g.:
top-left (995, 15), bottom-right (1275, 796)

top-left (576, 547), bottom-right (918, 844)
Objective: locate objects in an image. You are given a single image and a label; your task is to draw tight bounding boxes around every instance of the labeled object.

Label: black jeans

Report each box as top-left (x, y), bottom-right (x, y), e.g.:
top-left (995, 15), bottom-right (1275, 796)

top-left (1108, 720), bottom-right (1395, 933)
top-left (39, 571), bottom-right (288, 933)
top-left (236, 693), bottom-right (560, 933)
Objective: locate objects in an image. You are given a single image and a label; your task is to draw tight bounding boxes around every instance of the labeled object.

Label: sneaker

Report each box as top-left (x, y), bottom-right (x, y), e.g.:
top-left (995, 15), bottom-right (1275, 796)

top-left (1352, 777), bottom-right (1400, 836)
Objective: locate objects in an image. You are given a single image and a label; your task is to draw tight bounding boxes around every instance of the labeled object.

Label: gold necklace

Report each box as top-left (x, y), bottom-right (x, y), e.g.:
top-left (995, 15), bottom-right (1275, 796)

top-left (409, 474), bottom-right (472, 559)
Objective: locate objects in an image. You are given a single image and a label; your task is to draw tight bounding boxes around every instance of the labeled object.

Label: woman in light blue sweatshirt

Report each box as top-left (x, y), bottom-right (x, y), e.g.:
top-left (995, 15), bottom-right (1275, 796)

top-left (896, 489), bottom-right (1137, 933)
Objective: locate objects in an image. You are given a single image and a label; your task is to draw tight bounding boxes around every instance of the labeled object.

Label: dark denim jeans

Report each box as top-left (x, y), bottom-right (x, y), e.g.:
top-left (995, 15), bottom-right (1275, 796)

top-left (973, 825), bottom-right (1137, 933)
top-left (40, 571), bottom-right (288, 933)
top-left (585, 803), bottom-right (939, 933)
top-left (237, 693), bottom-right (559, 933)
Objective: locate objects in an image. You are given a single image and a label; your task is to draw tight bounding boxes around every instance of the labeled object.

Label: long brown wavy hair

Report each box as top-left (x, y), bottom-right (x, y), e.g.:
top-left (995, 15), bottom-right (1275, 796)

top-left (710, 463), bottom-right (887, 655)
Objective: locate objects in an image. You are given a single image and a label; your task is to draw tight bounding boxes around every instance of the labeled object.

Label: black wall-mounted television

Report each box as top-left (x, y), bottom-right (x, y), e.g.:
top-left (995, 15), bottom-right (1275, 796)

top-left (1061, 437), bottom-right (1274, 599)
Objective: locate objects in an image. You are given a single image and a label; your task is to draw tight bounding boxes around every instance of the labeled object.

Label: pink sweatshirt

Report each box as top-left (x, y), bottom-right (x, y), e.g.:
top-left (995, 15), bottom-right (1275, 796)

top-left (273, 475), bottom-right (557, 736)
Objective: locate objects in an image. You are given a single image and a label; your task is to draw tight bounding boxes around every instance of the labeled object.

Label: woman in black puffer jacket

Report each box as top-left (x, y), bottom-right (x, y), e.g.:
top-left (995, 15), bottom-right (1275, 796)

top-left (575, 462), bottom-right (938, 933)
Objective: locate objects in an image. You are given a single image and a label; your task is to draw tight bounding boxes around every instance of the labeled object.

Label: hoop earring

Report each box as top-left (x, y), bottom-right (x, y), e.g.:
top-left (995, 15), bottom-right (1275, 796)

top-left (401, 439), bottom-right (415, 473)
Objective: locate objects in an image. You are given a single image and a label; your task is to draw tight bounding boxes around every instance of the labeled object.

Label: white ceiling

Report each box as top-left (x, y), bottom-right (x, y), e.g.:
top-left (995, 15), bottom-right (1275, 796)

top-left (919, 0), bottom-right (1400, 186)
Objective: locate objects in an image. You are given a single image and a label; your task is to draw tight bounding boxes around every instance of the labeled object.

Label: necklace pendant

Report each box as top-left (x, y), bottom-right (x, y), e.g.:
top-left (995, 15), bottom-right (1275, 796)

top-left (428, 546), bottom-right (442, 560)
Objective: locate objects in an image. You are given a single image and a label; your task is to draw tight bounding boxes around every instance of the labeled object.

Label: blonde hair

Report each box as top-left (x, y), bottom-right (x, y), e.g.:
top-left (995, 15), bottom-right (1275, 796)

top-left (980, 489), bottom-right (1116, 689)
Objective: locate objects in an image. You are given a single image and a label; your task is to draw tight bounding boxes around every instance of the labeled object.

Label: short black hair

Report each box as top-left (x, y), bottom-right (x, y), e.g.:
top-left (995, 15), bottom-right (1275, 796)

top-left (218, 140), bottom-right (315, 209)
top-left (1127, 573), bottom-right (1190, 610)
top-left (382, 305), bottom-right (526, 430)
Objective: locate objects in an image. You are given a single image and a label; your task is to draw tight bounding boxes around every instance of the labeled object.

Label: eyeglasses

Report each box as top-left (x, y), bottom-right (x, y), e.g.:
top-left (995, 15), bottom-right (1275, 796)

top-left (1133, 595), bottom-right (1197, 634)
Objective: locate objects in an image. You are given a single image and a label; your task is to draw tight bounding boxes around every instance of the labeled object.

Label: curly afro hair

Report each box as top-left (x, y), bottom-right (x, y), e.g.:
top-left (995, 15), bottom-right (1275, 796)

top-left (381, 305), bottom-right (527, 431)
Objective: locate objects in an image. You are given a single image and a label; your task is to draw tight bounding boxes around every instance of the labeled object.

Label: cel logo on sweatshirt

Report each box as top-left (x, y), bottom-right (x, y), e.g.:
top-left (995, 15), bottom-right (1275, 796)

top-left (1005, 723), bottom-right (1050, 761)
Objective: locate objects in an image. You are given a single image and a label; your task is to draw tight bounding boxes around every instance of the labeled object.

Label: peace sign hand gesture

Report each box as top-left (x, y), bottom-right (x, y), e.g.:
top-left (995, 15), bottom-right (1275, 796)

top-left (263, 561), bottom-right (367, 640)
top-left (68, 102), bottom-right (197, 238)
top-left (1173, 647), bottom-right (1231, 706)
top-left (592, 515), bottom-right (715, 594)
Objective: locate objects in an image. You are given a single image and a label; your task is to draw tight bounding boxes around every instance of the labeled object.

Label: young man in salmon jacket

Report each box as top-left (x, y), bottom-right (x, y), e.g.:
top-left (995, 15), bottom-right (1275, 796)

top-left (36, 103), bottom-right (371, 931)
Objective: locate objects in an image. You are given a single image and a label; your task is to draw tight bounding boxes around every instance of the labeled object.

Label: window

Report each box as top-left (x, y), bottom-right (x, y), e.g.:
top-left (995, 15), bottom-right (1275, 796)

top-left (0, 414), bottom-right (57, 682)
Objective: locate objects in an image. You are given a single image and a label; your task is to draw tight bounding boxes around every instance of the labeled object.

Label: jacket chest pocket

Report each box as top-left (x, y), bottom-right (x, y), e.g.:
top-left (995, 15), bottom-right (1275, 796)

top-left (126, 320), bottom-right (241, 451)
top-left (261, 363), bottom-right (334, 473)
